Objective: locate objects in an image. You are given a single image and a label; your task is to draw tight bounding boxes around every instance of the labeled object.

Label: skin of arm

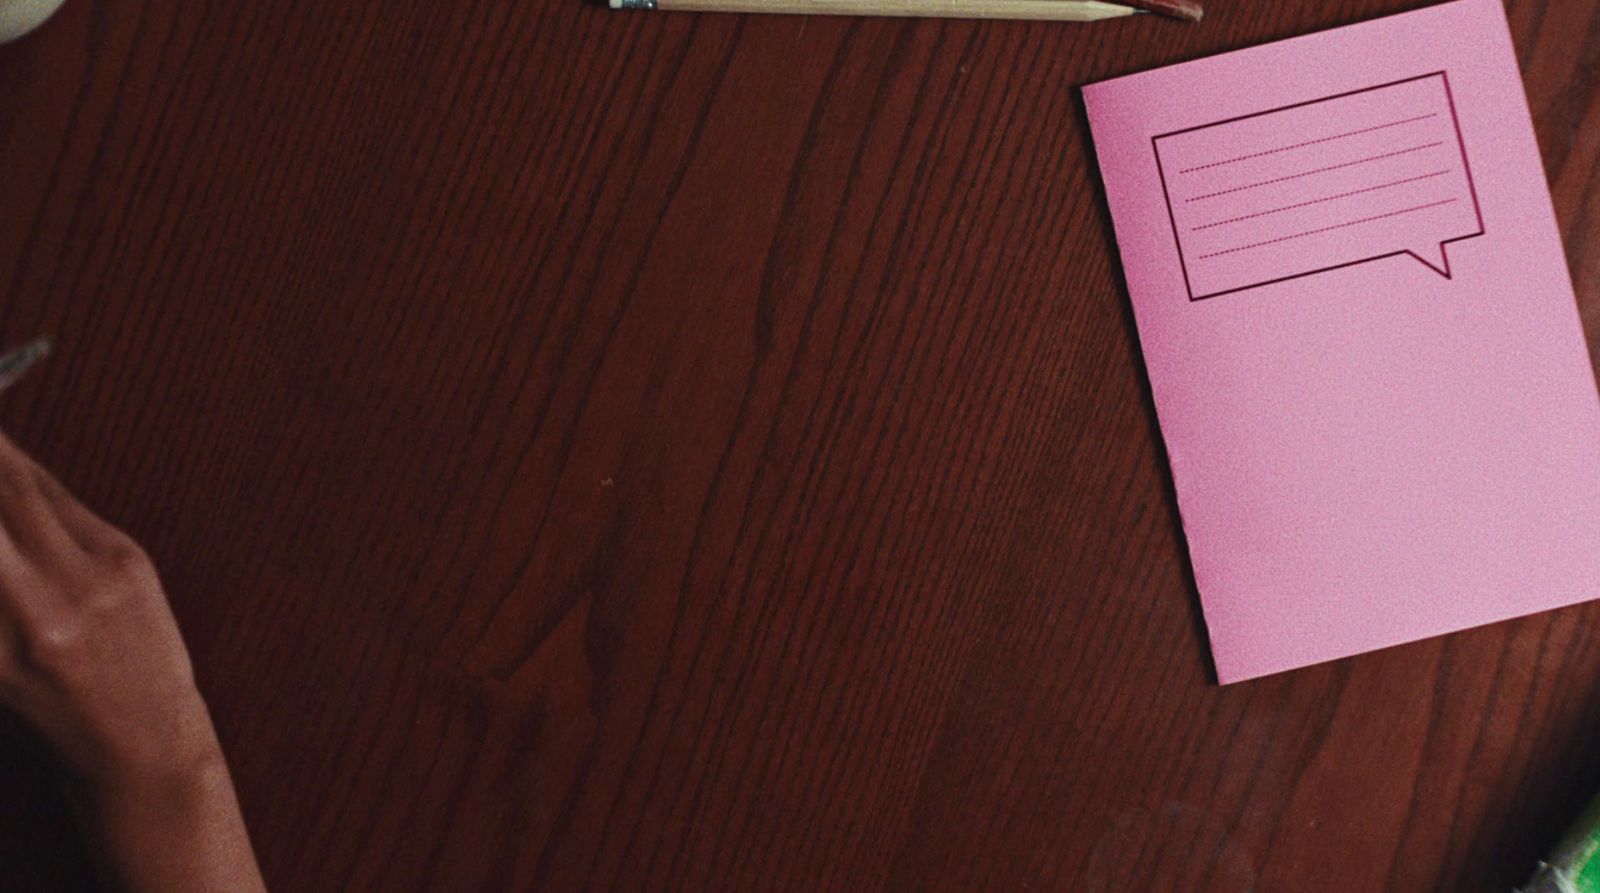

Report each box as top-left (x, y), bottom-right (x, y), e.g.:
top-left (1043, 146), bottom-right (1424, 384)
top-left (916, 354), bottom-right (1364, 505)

top-left (0, 431), bottom-right (265, 892)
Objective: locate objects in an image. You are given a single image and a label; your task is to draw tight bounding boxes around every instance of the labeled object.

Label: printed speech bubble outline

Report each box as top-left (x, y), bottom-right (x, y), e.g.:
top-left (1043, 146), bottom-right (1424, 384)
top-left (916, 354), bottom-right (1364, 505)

top-left (1152, 72), bottom-right (1485, 302)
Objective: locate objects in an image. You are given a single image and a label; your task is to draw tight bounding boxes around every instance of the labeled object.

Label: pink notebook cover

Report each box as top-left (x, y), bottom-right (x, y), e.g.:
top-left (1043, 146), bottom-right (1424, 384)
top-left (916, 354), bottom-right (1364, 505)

top-left (1083, 0), bottom-right (1600, 683)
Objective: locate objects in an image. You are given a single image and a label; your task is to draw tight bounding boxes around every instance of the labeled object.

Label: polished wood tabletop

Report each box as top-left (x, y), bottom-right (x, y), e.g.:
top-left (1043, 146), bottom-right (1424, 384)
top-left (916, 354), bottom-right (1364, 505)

top-left (2, 1), bottom-right (1598, 890)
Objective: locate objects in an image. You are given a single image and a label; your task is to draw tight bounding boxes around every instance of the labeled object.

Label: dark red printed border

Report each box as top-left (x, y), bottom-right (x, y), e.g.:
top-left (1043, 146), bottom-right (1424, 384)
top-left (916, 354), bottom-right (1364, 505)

top-left (1152, 72), bottom-right (1485, 302)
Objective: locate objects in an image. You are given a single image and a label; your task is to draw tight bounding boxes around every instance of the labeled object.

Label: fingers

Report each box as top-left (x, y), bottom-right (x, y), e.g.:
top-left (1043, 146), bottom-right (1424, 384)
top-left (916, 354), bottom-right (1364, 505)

top-left (0, 431), bottom-right (100, 560)
top-left (0, 435), bottom-right (54, 626)
top-left (0, 529), bottom-right (26, 618)
top-left (0, 444), bottom-right (77, 562)
top-left (32, 464), bottom-right (117, 555)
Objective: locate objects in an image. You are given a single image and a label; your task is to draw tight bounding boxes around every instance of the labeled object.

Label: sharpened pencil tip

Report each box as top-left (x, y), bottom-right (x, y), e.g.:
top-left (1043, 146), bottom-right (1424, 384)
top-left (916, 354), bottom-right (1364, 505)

top-left (0, 337), bottom-right (52, 395)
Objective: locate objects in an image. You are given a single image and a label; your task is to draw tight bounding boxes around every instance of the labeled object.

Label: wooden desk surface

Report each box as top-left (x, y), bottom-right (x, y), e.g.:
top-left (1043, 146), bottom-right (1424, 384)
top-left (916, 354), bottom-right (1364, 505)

top-left (1, 1), bottom-right (1598, 890)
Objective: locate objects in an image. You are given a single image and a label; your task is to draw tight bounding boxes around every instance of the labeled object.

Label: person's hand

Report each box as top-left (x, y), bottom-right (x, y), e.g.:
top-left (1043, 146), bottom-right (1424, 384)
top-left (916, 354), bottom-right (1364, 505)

top-left (0, 431), bottom-right (265, 892)
top-left (0, 431), bottom-right (217, 786)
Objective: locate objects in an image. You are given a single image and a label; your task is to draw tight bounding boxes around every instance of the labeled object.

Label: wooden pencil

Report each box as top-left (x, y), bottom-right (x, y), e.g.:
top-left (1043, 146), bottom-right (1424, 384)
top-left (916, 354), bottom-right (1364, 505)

top-left (608, 0), bottom-right (1143, 21)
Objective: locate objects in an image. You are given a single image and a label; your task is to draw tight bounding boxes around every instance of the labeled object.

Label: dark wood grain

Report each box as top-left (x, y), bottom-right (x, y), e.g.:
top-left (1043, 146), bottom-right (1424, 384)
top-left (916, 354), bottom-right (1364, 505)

top-left (2, 0), bottom-right (1599, 890)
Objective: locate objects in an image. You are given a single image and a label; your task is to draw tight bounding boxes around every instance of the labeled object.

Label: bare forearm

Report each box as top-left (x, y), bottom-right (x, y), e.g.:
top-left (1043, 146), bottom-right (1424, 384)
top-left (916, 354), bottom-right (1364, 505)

top-left (89, 734), bottom-right (265, 893)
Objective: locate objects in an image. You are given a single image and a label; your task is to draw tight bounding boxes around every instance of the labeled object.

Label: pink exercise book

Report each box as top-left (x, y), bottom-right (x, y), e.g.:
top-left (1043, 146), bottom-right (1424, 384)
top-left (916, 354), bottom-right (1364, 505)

top-left (1083, 0), bottom-right (1600, 682)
